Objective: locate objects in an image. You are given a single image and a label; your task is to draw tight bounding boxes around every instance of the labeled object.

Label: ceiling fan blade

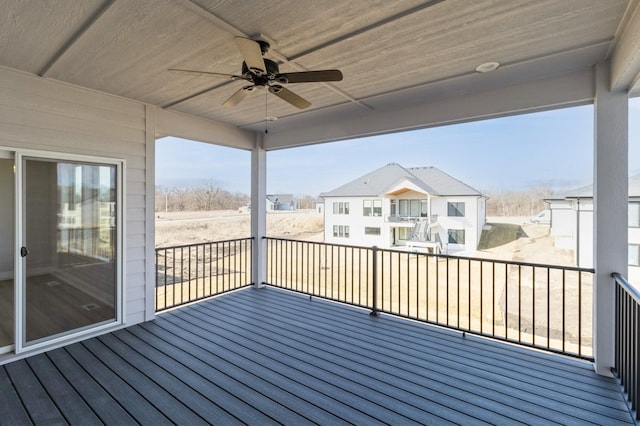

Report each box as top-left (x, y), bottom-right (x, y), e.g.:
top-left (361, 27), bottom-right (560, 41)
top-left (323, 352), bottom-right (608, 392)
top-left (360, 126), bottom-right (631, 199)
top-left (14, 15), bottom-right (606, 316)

top-left (235, 37), bottom-right (266, 75)
top-left (269, 85), bottom-right (311, 109)
top-left (168, 68), bottom-right (247, 80)
top-left (223, 86), bottom-right (255, 107)
top-left (276, 70), bottom-right (343, 84)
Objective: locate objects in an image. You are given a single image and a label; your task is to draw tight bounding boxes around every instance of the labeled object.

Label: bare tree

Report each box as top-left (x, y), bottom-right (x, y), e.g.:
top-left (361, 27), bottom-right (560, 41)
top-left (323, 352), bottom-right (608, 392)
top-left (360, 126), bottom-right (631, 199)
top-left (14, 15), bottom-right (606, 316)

top-left (486, 186), bottom-right (553, 216)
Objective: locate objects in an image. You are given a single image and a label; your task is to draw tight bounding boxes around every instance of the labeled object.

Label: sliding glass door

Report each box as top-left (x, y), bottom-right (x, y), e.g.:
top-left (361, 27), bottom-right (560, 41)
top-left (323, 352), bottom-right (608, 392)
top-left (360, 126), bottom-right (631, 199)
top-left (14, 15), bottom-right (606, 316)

top-left (0, 152), bottom-right (14, 353)
top-left (18, 154), bottom-right (121, 349)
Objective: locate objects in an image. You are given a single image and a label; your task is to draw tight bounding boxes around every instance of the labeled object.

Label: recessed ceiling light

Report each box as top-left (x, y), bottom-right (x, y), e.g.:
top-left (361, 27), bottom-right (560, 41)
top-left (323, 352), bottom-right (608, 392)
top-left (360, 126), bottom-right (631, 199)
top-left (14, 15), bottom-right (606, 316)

top-left (475, 62), bottom-right (501, 73)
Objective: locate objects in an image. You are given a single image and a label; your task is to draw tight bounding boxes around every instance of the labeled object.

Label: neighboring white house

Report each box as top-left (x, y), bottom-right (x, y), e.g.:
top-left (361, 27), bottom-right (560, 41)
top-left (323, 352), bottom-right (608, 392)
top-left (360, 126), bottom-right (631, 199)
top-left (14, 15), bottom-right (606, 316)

top-left (321, 163), bottom-right (486, 254)
top-left (547, 174), bottom-right (640, 285)
top-left (266, 194), bottom-right (296, 211)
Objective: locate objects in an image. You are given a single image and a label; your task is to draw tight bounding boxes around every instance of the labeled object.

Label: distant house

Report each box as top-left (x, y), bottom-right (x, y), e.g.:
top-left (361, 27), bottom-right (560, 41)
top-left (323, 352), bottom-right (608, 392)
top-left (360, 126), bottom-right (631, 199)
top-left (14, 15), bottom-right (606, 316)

top-left (267, 194), bottom-right (296, 211)
top-left (321, 163), bottom-right (487, 254)
top-left (546, 173), bottom-right (640, 284)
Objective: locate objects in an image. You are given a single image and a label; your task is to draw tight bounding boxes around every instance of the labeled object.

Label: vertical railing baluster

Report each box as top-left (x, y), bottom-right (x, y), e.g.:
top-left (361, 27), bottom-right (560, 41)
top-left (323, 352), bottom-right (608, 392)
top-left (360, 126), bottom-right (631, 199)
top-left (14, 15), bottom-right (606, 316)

top-left (446, 257), bottom-right (449, 325)
top-left (518, 264), bottom-right (521, 343)
top-left (371, 246), bottom-right (378, 316)
top-left (457, 257), bottom-right (460, 328)
top-left (480, 260), bottom-right (483, 334)
top-left (578, 271), bottom-right (582, 356)
top-left (504, 263), bottom-right (508, 339)
top-left (532, 266), bottom-right (536, 346)
top-left (562, 269), bottom-right (566, 353)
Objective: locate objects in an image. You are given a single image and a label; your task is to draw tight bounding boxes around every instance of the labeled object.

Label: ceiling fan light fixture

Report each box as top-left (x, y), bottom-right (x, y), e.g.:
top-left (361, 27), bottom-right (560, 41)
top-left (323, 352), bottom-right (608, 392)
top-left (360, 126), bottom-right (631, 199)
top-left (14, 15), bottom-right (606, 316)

top-left (475, 61), bottom-right (500, 73)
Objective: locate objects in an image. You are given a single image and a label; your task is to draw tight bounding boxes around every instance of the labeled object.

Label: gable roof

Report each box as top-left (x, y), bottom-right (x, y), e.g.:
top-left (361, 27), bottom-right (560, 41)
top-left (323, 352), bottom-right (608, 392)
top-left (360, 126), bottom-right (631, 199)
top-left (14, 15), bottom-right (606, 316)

top-left (267, 194), bottom-right (295, 205)
top-left (321, 163), bottom-right (483, 198)
top-left (548, 173), bottom-right (640, 199)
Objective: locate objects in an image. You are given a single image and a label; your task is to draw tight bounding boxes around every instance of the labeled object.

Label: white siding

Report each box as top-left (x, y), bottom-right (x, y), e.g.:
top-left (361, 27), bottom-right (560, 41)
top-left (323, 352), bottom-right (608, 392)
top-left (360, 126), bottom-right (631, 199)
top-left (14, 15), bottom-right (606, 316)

top-left (431, 196), bottom-right (481, 254)
top-left (0, 68), bottom-right (149, 327)
top-left (324, 197), bottom-right (386, 247)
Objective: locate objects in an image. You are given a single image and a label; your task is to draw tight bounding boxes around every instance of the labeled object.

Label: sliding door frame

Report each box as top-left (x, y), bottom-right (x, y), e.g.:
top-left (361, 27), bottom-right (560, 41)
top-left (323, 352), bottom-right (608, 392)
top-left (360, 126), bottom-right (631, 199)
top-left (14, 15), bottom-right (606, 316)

top-left (12, 148), bottom-right (125, 354)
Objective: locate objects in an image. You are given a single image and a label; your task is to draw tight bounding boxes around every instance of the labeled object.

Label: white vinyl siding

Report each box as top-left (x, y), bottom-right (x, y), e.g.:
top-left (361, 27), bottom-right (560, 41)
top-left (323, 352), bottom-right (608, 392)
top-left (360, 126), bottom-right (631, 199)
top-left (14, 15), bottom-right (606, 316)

top-left (0, 68), bottom-right (148, 326)
top-left (630, 202), bottom-right (640, 228)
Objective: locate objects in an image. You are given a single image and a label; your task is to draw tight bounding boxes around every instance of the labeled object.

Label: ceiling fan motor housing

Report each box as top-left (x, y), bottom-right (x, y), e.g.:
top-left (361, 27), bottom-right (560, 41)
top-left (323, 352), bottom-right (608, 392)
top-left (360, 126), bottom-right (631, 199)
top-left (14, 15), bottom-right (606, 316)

top-left (242, 58), bottom-right (282, 85)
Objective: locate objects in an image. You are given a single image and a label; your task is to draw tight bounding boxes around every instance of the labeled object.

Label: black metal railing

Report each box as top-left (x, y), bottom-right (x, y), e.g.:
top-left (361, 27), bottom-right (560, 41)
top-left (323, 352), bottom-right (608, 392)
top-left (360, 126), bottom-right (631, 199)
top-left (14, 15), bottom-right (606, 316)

top-left (155, 238), bottom-right (253, 312)
top-left (612, 272), bottom-right (639, 421)
top-left (265, 237), bottom-right (594, 359)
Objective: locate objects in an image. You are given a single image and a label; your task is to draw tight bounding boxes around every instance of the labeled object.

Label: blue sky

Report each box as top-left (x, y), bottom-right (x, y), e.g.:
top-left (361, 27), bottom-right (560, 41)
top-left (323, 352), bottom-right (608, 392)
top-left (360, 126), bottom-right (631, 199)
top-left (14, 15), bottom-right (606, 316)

top-left (156, 98), bottom-right (640, 196)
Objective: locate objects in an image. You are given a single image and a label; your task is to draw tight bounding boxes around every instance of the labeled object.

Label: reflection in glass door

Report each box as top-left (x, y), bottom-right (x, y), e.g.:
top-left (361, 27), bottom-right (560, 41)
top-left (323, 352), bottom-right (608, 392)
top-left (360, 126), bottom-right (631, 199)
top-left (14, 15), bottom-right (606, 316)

top-left (0, 153), bottom-right (14, 352)
top-left (22, 158), bottom-right (118, 346)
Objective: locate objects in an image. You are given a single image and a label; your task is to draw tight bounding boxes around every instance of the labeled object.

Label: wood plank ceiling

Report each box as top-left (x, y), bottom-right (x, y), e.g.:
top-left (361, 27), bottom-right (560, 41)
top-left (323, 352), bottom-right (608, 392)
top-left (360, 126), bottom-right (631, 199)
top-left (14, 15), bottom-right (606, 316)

top-left (0, 0), bottom-right (636, 138)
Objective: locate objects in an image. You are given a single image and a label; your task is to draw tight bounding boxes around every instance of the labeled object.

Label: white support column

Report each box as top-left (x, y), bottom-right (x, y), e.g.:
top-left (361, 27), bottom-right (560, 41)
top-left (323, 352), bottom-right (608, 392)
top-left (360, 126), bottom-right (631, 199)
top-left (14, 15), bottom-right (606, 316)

top-left (251, 133), bottom-right (267, 288)
top-left (144, 105), bottom-right (157, 321)
top-left (593, 61), bottom-right (628, 376)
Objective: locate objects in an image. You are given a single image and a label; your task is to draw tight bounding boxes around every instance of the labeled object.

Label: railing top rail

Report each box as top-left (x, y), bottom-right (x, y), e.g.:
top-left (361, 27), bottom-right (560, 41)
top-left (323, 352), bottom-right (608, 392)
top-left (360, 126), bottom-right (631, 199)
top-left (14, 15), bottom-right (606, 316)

top-left (612, 272), bottom-right (640, 304)
top-left (263, 236), bottom-right (595, 273)
top-left (156, 236), bottom-right (253, 251)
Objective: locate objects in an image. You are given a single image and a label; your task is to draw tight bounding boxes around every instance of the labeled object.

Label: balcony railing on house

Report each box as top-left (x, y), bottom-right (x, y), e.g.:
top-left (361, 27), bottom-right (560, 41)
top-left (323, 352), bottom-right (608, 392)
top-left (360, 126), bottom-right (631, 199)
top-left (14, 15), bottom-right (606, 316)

top-left (265, 237), bottom-right (595, 359)
top-left (155, 238), bottom-right (253, 312)
top-left (612, 272), bottom-right (640, 421)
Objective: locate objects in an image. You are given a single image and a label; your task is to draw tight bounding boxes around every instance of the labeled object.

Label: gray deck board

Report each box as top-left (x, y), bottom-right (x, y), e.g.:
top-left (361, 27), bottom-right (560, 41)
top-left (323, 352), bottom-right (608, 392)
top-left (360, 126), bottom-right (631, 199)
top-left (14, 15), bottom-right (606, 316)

top-left (214, 290), bottom-right (629, 424)
top-left (224, 288), bottom-right (631, 421)
top-left (4, 360), bottom-right (66, 425)
top-left (26, 354), bottom-right (102, 426)
top-left (0, 286), bottom-right (634, 425)
top-left (0, 367), bottom-right (31, 425)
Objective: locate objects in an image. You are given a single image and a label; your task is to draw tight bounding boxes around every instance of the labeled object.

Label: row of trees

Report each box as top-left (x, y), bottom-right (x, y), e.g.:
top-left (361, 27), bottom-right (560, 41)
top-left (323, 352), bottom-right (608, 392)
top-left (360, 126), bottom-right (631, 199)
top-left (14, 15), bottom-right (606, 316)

top-left (485, 187), bottom-right (553, 217)
top-left (156, 182), bottom-right (553, 217)
top-left (156, 182), bottom-right (319, 212)
top-left (156, 182), bottom-right (249, 212)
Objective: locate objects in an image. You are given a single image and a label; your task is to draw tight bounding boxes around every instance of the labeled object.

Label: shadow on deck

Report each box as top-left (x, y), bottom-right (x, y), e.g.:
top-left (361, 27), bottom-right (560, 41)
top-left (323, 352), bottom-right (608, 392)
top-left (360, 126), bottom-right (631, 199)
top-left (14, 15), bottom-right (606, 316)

top-left (0, 286), bottom-right (634, 425)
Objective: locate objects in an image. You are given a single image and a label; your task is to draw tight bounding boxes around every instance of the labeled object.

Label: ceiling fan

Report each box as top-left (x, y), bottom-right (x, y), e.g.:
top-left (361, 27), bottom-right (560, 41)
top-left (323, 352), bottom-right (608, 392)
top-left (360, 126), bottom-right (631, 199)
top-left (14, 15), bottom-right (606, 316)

top-left (169, 37), bottom-right (343, 109)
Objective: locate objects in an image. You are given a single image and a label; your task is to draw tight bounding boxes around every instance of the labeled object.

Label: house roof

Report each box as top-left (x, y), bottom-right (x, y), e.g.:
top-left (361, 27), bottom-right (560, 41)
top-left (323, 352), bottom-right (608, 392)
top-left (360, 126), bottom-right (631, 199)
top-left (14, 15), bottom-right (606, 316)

top-left (267, 194), bottom-right (295, 204)
top-left (321, 163), bottom-right (482, 198)
top-left (548, 173), bottom-right (640, 199)
top-left (1, 2), bottom-right (638, 151)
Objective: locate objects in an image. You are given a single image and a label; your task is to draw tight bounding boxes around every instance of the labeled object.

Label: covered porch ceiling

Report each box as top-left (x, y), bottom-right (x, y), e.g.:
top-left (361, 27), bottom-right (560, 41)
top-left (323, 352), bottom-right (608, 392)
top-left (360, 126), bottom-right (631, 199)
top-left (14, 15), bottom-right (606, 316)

top-left (1, 0), bottom-right (640, 150)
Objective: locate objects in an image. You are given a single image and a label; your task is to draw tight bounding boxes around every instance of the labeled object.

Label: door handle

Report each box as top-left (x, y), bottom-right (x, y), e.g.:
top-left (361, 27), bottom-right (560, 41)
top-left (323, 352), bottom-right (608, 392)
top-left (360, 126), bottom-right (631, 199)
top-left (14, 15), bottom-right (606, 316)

top-left (20, 246), bottom-right (29, 257)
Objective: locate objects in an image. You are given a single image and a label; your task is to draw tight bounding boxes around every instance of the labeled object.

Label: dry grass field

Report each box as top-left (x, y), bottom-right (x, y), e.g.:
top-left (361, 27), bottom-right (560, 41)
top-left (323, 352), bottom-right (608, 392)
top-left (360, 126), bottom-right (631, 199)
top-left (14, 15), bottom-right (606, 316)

top-left (155, 209), bottom-right (323, 247)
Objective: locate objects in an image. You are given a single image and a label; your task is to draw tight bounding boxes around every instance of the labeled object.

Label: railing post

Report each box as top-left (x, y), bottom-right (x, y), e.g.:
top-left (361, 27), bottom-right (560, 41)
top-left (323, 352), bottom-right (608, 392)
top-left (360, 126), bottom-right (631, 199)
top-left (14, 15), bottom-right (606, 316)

top-left (370, 246), bottom-right (378, 317)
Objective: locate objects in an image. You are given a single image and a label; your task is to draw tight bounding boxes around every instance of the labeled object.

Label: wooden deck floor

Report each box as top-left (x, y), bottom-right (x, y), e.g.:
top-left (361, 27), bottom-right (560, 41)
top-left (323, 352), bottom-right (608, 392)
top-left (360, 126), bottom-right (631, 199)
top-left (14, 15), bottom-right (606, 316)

top-left (0, 286), bottom-right (634, 425)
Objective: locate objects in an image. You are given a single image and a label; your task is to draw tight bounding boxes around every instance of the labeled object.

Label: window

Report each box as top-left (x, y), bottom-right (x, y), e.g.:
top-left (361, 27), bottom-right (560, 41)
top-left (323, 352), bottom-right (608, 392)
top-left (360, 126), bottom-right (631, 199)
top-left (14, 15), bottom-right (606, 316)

top-left (630, 202), bottom-right (640, 228)
top-left (448, 229), bottom-right (465, 244)
top-left (333, 201), bottom-right (349, 215)
top-left (448, 202), bottom-right (465, 217)
top-left (333, 225), bottom-right (350, 238)
top-left (391, 199), bottom-right (428, 218)
top-left (365, 227), bottom-right (381, 236)
top-left (363, 199), bottom-right (382, 216)
top-left (630, 244), bottom-right (640, 267)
